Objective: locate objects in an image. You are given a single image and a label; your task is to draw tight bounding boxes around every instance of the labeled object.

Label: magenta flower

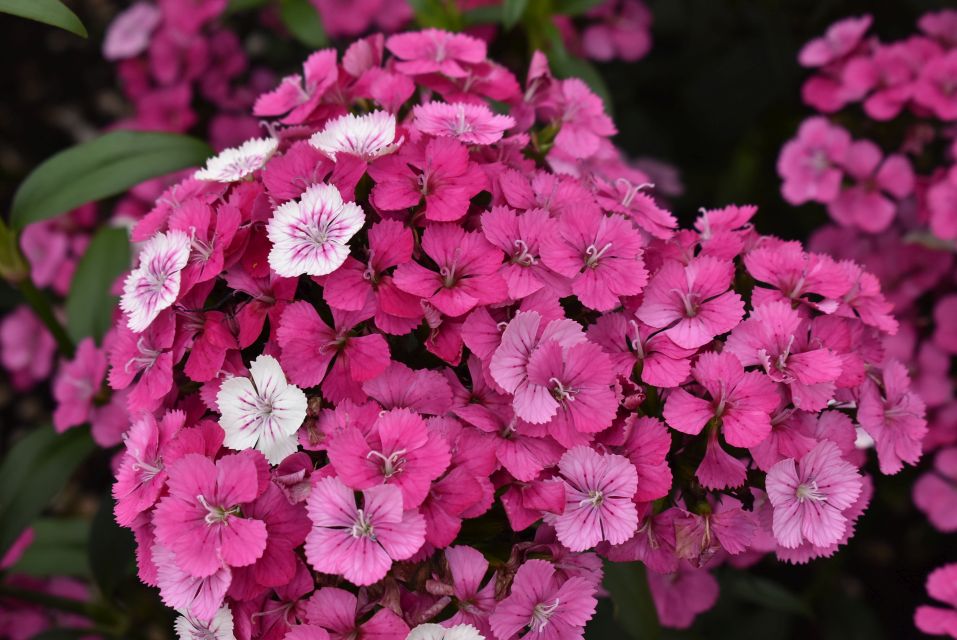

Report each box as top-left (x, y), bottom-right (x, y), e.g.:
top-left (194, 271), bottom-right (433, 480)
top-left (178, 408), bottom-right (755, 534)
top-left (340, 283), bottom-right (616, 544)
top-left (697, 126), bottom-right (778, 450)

top-left (547, 447), bottom-right (638, 551)
top-left (489, 559), bottom-right (597, 640)
top-left (914, 448), bottom-right (957, 533)
top-left (857, 360), bottom-right (927, 475)
top-left (586, 312), bottom-right (693, 388)
top-left (637, 256), bottom-right (744, 349)
top-left (798, 14), bottom-right (872, 67)
top-left (107, 310), bottom-right (177, 413)
top-left (120, 229), bottom-right (191, 332)
top-left (481, 206), bottom-right (563, 299)
top-left (327, 408), bottom-right (451, 508)
top-left (152, 543), bottom-right (232, 622)
top-left (302, 586), bottom-right (409, 639)
top-left (52, 338), bottom-right (109, 433)
top-left (393, 223), bottom-right (505, 317)
top-left (304, 476), bottom-right (425, 586)
top-left (369, 137), bottom-right (487, 222)
top-left (113, 410), bottom-right (185, 527)
top-left (765, 440), bottom-right (863, 548)
top-left (744, 240), bottom-right (851, 311)
top-left (827, 140), bottom-right (914, 233)
top-left (386, 29), bottom-right (486, 78)
top-left (543, 78), bottom-right (617, 159)
top-left (647, 562), bottom-right (719, 630)
top-left (777, 117), bottom-right (851, 205)
top-left (413, 102), bottom-right (515, 145)
top-left (725, 301), bottom-right (844, 411)
top-left (253, 49), bottom-right (338, 124)
top-left (443, 545), bottom-right (496, 635)
top-left (153, 452), bottom-right (269, 578)
top-left (915, 564), bottom-right (957, 638)
top-left (914, 50), bottom-right (957, 120)
top-left (540, 209), bottom-right (647, 311)
top-left (581, 0), bottom-right (653, 63)
top-left (663, 351), bottom-right (779, 448)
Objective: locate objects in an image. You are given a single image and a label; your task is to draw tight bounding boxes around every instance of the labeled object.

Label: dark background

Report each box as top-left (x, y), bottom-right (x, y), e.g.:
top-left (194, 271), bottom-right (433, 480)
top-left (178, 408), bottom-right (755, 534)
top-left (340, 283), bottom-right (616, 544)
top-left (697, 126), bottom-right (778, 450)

top-left (1, 1), bottom-right (954, 638)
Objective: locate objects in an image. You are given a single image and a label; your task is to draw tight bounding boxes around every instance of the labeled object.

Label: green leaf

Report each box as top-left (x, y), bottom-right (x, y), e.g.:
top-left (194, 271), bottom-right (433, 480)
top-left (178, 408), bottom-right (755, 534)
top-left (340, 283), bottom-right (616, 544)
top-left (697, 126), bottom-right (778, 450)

top-left (602, 561), bottom-right (661, 640)
top-left (552, 0), bottom-right (606, 15)
top-left (225, 0), bottom-right (269, 14)
top-left (725, 573), bottom-right (813, 618)
top-left (30, 630), bottom-right (96, 640)
top-left (11, 131), bottom-right (212, 229)
top-left (502, 0), bottom-right (529, 29)
top-left (461, 5), bottom-right (500, 25)
top-left (408, 0), bottom-right (459, 29)
top-left (279, 0), bottom-right (329, 48)
top-left (0, 426), bottom-right (94, 557)
top-left (10, 518), bottom-right (90, 578)
top-left (88, 496), bottom-right (136, 597)
top-left (0, 0), bottom-right (86, 37)
top-left (66, 227), bottom-right (130, 343)
top-left (545, 28), bottom-right (614, 116)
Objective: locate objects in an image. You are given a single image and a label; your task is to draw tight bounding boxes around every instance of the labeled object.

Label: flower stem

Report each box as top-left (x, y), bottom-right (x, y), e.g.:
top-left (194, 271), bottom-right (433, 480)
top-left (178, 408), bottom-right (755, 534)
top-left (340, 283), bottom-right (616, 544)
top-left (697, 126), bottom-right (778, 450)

top-left (17, 278), bottom-right (75, 358)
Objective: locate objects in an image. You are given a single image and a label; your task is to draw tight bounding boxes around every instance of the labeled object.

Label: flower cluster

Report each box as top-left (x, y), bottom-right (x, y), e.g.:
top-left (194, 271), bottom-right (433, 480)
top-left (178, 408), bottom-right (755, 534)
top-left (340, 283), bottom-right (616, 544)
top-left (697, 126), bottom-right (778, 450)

top-left (780, 11), bottom-right (957, 637)
top-left (97, 27), bottom-right (915, 639)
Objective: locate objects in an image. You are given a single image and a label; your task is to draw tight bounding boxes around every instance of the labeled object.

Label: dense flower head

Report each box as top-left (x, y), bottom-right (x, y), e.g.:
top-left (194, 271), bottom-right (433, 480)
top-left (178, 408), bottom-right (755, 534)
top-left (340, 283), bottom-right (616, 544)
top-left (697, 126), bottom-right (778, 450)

top-left (97, 30), bottom-right (913, 636)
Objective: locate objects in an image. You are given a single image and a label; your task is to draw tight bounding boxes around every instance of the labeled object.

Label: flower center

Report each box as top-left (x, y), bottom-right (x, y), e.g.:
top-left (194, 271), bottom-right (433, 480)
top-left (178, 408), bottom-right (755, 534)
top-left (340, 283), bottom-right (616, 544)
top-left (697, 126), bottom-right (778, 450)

top-left (512, 239), bottom-right (537, 266)
top-left (670, 288), bottom-right (701, 318)
top-left (197, 495), bottom-right (241, 525)
top-left (549, 377), bottom-right (577, 404)
top-left (795, 481), bottom-right (826, 503)
top-left (584, 243), bottom-right (613, 269)
top-left (580, 489), bottom-right (605, 508)
top-left (125, 337), bottom-right (163, 374)
top-left (351, 508), bottom-right (376, 539)
top-left (367, 449), bottom-right (408, 478)
top-left (529, 598), bottom-right (560, 632)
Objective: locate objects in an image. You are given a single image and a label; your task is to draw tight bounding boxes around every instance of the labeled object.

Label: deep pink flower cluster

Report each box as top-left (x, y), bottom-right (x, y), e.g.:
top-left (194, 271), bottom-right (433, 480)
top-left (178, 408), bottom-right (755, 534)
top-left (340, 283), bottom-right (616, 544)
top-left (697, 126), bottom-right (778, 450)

top-left (781, 11), bottom-right (957, 638)
top-left (92, 28), bottom-right (915, 638)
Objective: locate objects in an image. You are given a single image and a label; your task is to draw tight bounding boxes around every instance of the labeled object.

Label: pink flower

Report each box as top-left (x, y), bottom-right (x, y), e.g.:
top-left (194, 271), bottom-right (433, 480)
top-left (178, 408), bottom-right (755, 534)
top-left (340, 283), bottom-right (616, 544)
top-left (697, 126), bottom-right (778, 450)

top-left (120, 230), bottom-right (191, 333)
top-left (543, 79), bottom-right (616, 159)
top-left (169, 199), bottom-right (241, 290)
top-left (618, 416), bottom-right (673, 501)
top-left (233, 483), bottom-right (310, 590)
top-left (798, 14), bottom-right (872, 67)
top-left (413, 102), bottom-right (515, 145)
top-left (540, 209), bottom-right (647, 311)
top-left (663, 351), bottom-right (779, 448)
top-left (311, 0), bottom-right (411, 37)
top-left (386, 29), bottom-right (486, 78)
top-left (103, 2), bottom-right (161, 61)
top-left (827, 140), bottom-right (914, 233)
top-left (857, 360), bottom-right (927, 475)
top-left (52, 338), bottom-right (108, 432)
top-left (107, 310), bottom-right (177, 412)
top-left (393, 223), bottom-right (505, 317)
top-left (765, 440), bottom-right (863, 548)
top-left (301, 586), bottom-right (409, 639)
top-left (310, 111), bottom-right (401, 161)
top-left (194, 138), bottom-right (278, 183)
top-left (254, 50), bottom-right (338, 124)
top-left (489, 559), bottom-right (597, 640)
top-left (636, 256), bottom-right (744, 349)
top-left (929, 167), bottom-right (957, 241)
top-left (581, 0), bottom-right (653, 63)
top-left (327, 408), bottom-right (451, 508)
top-left (914, 50), bottom-right (957, 120)
top-left (725, 301), bottom-right (843, 411)
top-left (304, 476), bottom-right (425, 586)
top-left (442, 545), bottom-right (496, 635)
top-left (586, 312), bottom-right (693, 388)
top-left (547, 447), bottom-right (638, 551)
top-left (113, 410), bottom-right (185, 526)
top-left (153, 452), bottom-right (269, 578)
top-left (777, 117), bottom-right (851, 205)
top-left (744, 240), bottom-right (851, 311)
top-left (916, 564), bottom-right (957, 638)
top-left (481, 206), bottom-right (562, 300)
top-left (647, 562), bottom-right (719, 630)
top-left (216, 354), bottom-right (308, 465)
top-left (914, 448), bottom-right (957, 533)
top-left (152, 543), bottom-right (232, 621)
top-left (174, 606), bottom-right (235, 640)
top-left (362, 361), bottom-right (454, 415)
top-left (267, 183), bottom-right (366, 278)
top-left (369, 137), bottom-right (487, 222)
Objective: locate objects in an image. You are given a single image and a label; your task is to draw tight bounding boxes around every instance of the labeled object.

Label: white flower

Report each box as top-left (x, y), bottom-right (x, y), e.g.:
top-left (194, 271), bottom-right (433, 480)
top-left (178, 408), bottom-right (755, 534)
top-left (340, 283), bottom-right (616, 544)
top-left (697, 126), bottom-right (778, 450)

top-left (120, 230), bottom-right (191, 333)
top-left (194, 137), bottom-right (278, 182)
top-left (267, 183), bottom-right (365, 277)
top-left (175, 606), bottom-right (235, 640)
top-left (217, 355), bottom-right (307, 465)
top-left (309, 111), bottom-right (401, 161)
top-left (407, 624), bottom-right (485, 640)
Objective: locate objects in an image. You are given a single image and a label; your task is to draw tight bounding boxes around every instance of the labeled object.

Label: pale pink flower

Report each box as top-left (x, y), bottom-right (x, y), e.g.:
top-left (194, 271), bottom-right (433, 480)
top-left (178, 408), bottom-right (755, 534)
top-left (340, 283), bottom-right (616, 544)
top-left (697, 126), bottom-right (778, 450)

top-left (386, 29), bottom-right (487, 78)
top-left (547, 446), bottom-right (638, 551)
top-left (266, 183), bottom-right (366, 278)
top-left (120, 230), bottom-right (191, 333)
top-left (914, 448), bottom-right (957, 533)
top-left (194, 137), bottom-right (278, 183)
top-left (413, 102), bottom-right (515, 145)
top-left (216, 354), bottom-right (308, 465)
top-left (647, 562), bottom-right (719, 630)
top-left (153, 543), bottom-right (232, 622)
top-left (915, 564), bottom-right (957, 638)
top-left (798, 14), bottom-right (872, 67)
top-left (174, 606), bottom-right (234, 640)
top-left (310, 111), bottom-right (401, 161)
top-left (304, 476), bottom-right (426, 586)
top-left (857, 360), bottom-right (927, 475)
top-left (408, 624), bottom-right (484, 640)
top-left (103, 2), bottom-right (161, 60)
top-left (777, 117), bottom-right (851, 205)
top-left (765, 440), bottom-right (863, 548)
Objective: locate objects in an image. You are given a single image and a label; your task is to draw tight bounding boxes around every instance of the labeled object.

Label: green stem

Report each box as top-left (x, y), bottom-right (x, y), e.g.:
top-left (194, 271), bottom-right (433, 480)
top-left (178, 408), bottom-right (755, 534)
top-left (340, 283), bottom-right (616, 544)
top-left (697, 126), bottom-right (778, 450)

top-left (17, 278), bottom-right (75, 358)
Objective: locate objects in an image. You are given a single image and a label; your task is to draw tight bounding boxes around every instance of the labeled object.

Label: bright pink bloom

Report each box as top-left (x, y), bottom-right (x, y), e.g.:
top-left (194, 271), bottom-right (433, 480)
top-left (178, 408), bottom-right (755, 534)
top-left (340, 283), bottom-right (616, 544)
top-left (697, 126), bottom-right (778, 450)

top-left (744, 240), bottom-right (851, 311)
top-left (916, 564), bottom-right (957, 638)
top-left (52, 338), bottom-right (108, 433)
top-left (369, 137), bottom-right (487, 222)
top-left (586, 311), bottom-right (693, 387)
top-left (489, 559), bottom-right (597, 640)
top-left (413, 102), bottom-right (515, 145)
top-left (637, 256), bottom-right (744, 349)
top-left (254, 50), bottom-right (338, 124)
top-left (663, 351), bottom-right (779, 448)
top-left (327, 408), bottom-right (451, 508)
top-left (798, 14), bottom-right (872, 67)
top-left (766, 440), bottom-right (863, 548)
top-left (304, 477), bottom-right (425, 586)
top-left (113, 410), bottom-right (185, 526)
top-left (386, 29), bottom-right (486, 78)
top-left (914, 448), bottom-right (957, 533)
top-left (362, 361), bottom-right (454, 415)
top-left (393, 223), bottom-right (505, 317)
top-left (481, 206), bottom-right (561, 300)
top-left (302, 586), bottom-right (409, 640)
top-left (618, 416), bottom-right (673, 501)
top-left (647, 562), bottom-right (719, 630)
top-left (857, 360), bottom-right (927, 475)
top-left (543, 79), bottom-right (616, 159)
top-left (442, 545), bottom-right (496, 635)
top-left (581, 0), bottom-right (653, 63)
top-left (120, 230), bottom-right (191, 333)
top-left (827, 140), bottom-right (914, 232)
top-left (914, 50), bottom-right (957, 120)
top-left (777, 117), bottom-right (851, 205)
top-left (108, 310), bottom-right (177, 412)
top-left (233, 483), bottom-right (310, 590)
top-left (547, 447), bottom-right (638, 551)
top-left (540, 210), bottom-right (647, 311)
top-left (153, 452), bottom-right (269, 578)
top-left (929, 167), bottom-right (957, 241)
top-left (152, 543), bottom-right (232, 621)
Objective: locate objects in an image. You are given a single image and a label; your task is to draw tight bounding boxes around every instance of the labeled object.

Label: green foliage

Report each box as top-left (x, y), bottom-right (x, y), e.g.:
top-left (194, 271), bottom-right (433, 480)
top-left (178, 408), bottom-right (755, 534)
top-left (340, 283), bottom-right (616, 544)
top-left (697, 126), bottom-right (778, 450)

top-left (9, 518), bottom-right (90, 578)
top-left (503, 0), bottom-right (530, 29)
top-left (66, 227), bottom-right (130, 344)
top-left (88, 496), bottom-right (136, 597)
top-left (0, 0), bottom-right (87, 37)
top-left (0, 426), bottom-right (94, 557)
top-left (602, 561), bottom-right (662, 640)
top-left (725, 573), bottom-right (812, 618)
top-left (552, 0), bottom-right (605, 14)
top-left (280, 0), bottom-right (329, 47)
top-left (11, 131), bottom-right (212, 229)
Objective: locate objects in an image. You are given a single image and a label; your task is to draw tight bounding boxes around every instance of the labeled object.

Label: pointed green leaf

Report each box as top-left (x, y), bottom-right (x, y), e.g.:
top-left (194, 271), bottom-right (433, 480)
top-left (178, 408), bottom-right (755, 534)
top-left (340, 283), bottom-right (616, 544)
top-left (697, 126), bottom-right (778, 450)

top-left (725, 573), bottom-right (813, 618)
top-left (66, 227), bottom-right (131, 343)
top-left (502, 0), bottom-right (529, 29)
top-left (280, 0), bottom-right (329, 48)
top-left (552, 0), bottom-right (606, 15)
top-left (10, 518), bottom-right (90, 578)
top-left (0, 0), bottom-right (87, 38)
top-left (11, 131), bottom-right (212, 229)
top-left (602, 561), bottom-right (661, 640)
top-left (88, 496), bottom-right (136, 597)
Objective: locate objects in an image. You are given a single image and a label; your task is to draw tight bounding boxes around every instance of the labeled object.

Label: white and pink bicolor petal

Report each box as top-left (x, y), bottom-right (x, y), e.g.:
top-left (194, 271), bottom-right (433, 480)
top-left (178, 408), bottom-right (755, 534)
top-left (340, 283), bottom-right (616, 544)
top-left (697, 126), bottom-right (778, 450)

top-left (194, 137), bottom-right (278, 183)
top-left (120, 229), bottom-right (191, 333)
top-left (309, 111), bottom-right (401, 161)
